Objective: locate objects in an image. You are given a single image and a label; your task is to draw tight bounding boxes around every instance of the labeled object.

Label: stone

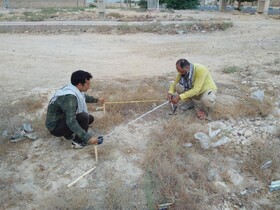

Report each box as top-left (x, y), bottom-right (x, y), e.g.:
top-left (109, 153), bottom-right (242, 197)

top-left (244, 130), bottom-right (253, 138)
top-left (228, 169), bottom-right (244, 186)
top-left (214, 181), bottom-right (230, 193)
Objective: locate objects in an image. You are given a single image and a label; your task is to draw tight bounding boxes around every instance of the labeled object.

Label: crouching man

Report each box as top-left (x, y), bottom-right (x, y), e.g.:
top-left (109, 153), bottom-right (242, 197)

top-left (168, 59), bottom-right (217, 118)
top-left (45, 70), bottom-right (105, 149)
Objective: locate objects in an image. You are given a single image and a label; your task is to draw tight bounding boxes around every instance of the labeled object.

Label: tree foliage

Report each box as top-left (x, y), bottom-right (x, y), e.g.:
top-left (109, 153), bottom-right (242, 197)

top-left (164, 0), bottom-right (199, 9)
top-left (138, 0), bottom-right (199, 10)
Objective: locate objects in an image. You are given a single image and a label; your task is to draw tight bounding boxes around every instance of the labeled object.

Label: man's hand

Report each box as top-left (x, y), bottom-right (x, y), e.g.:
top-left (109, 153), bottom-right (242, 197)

top-left (88, 137), bottom-right (98, 145)
top-left (98, 98), bottom-right (105, 104)
top-left (171, 95), bottom-right (180, 104)
top-left (88, 136), bottom-right (104, 145)
top-left (167, 93), bottom-right (173, 101)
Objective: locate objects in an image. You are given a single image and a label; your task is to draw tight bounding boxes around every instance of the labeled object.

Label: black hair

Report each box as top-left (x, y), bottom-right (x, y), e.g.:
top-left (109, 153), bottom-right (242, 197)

top-left (71, 70), bottom-right (92, 86)
top-left (176, 59), bottom-right (190, 68)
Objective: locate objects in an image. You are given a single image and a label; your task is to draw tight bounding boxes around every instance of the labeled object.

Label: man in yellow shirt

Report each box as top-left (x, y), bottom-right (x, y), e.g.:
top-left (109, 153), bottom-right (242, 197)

top-left (168, 59), bottom-right (217, 113)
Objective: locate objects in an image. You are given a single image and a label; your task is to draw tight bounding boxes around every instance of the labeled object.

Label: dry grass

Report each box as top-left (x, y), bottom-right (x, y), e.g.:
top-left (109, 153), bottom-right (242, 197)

top-left (242, 141), bottom-right (280, 184)
top-left (1, 71), bottom-right (279, 209)
top-left (107, 12), bottom-right (124, 19)
top-left (140, 119), bottom-right (219, 209)
top-left (104, 176), bottom-right (136, 209)
top-left (0, 94), bottom-right (46, 134)
top-left (211, 88), bottom-right (274, 121)
top-left (90, 77), bottom-right (168, 133)
top-left (211, 97), bottom-right (274, 120)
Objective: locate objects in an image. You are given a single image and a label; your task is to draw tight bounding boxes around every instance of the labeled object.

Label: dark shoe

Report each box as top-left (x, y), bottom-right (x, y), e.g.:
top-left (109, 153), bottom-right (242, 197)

top-left (97, 136), bottom-right (103, 145)
top-left (71, 140), bottom-right (86, 149)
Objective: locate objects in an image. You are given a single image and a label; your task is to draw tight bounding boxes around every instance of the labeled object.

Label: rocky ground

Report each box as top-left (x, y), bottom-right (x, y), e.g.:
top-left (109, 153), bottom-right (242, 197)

top-left (0, 8), bottom-right (280, 210)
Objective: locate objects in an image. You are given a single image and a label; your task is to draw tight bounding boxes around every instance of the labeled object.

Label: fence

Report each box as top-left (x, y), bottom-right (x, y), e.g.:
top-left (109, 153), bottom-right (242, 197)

top-left (1, 0), bottom-right (89, 9)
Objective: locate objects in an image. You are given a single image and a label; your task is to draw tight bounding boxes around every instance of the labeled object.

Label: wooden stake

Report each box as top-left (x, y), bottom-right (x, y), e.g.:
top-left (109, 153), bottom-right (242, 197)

top-left (95, 145), bottom-right (98, 163)
top-left (103, 103), bottom-right (106, 114)
top-left (67, 167), bottom-right (96, 187)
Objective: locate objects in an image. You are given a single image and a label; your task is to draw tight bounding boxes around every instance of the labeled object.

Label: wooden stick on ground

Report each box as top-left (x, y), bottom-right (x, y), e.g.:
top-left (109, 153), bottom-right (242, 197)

top-left (67, 167), bottom-right (96, 187)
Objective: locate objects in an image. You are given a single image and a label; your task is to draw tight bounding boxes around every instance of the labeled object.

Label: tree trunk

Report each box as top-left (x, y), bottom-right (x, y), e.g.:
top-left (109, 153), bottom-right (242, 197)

top-left (237, 0), bottom-right (242, 10)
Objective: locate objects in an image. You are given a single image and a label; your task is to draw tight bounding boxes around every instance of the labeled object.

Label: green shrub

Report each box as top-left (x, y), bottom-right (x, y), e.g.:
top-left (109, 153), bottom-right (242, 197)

top-left (164, 0), bottom-right (199, 9)
top-left (223, 65), bottom-right (239, 74)
top-left (138, 0), bottom-right (147, 9)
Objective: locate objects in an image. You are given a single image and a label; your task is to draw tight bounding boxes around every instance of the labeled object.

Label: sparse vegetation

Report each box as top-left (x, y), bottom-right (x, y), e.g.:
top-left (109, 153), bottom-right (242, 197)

top-left (222, 65), bottom-right (240, 74)
top-left (107, 12), bottom-right (124, 19)
top-left (0, 7), bottom-right (94, 21)
top-left (105, 176), bottom-right (135, 209)
top-left (242, 141), bottom-right (280, 183)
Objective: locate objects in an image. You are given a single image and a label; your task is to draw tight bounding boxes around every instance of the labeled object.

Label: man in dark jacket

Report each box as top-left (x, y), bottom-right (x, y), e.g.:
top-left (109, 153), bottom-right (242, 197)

top-left (45, 70), bottom-right (105, 149)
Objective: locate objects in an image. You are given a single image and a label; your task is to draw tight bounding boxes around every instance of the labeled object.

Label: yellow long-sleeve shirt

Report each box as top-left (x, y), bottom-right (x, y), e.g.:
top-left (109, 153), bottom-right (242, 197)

top-left (169, 63), bottom-right (217, 100)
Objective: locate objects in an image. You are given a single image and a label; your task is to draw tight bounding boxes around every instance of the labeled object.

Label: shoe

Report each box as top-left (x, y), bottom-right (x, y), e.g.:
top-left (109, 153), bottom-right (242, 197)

top-left (196, 109), bottom-right (207, 120)
top-left (62, 133), bottom-right (75, 141)
top-left (180, 101), bottom-right (195, 111)
top-left (97, 136), bottom-right (103, 145)
top-left (71, 140), bottom-right (86, 149)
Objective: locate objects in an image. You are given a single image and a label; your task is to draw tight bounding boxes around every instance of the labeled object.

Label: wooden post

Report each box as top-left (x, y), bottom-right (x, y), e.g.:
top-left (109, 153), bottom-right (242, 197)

top-left (95, 146), bottom-right (98, 163)
top-left (103, 103), bottom-right (106, 114)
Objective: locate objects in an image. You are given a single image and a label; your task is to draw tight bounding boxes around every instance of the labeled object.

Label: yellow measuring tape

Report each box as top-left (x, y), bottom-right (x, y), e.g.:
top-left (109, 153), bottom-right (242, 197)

top-left (94, 99), bottom-right (166, 113)
top-left (105, 99), bottom-right (165, 104)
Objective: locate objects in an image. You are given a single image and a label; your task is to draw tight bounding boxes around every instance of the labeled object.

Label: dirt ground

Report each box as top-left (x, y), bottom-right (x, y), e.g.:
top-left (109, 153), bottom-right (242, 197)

top-left (0, 9), bottom-right (280, 210)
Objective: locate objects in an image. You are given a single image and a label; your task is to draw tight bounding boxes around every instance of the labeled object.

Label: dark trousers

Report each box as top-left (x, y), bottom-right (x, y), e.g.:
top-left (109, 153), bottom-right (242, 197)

top-left (51, 112), bottom-right (94, 142)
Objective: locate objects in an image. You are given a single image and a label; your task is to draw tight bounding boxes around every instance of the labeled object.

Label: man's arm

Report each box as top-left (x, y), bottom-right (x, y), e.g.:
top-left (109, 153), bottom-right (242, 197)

top-left (168, 73), bottom-right (181, 94)
top-left (85, 94), bottom-right (105, 104)
top-left (85, 95), bottom-right (99, 103)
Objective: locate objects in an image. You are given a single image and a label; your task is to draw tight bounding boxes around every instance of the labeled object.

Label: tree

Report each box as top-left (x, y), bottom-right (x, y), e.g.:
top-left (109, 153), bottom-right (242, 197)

top-left (164, 0), bottom-right (199, 10)
top-left (138, 0), bottom-right (199, 10)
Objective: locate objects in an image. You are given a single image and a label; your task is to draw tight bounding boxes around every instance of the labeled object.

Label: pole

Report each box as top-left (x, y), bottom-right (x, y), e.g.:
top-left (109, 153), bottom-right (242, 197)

top-left (3, 0), bottom-right (9, 9)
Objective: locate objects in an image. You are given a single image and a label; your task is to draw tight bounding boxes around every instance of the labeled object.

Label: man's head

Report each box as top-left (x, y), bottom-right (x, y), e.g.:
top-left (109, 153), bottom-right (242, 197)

top-left (176, 59), bottom-right (190, 75)
top-left (71, 70), bottom-right (92, 92)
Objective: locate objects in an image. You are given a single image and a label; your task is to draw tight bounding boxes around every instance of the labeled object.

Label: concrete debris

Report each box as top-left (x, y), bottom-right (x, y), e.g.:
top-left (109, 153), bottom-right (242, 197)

top-left (209, 125), bottom-right (221, 138)
top-left (157, 202), bottom-right (173, 210)
top-left (183, 143), bottom-right (192, 148)
top-left (261, 160), bottom-right (272, 170)
top-left (240, 187), bottom-right (260, 196)
top-left (2, 129), bottom-right (8, 137)
top-left (10, 123), bottom-right (38, 142)
top-left (23, 122), bottom-right (34, 133)
top-left (269, 180), bottom-right (280, 192)
top-left (211, 136), bottom-right (231, 148)
top-left (194, 124), bottom-right (232, 149)
top-left (194, 132), bottom-right (211, 149)
top-left (251, 89), bottom-right (264, 101)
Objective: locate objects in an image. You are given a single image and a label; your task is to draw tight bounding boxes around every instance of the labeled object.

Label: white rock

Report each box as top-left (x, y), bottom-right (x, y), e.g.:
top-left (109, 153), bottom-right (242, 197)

top-left (231, 129), bottom-right (238, 136)
top-left (214, 181), bottom-right (230, 193)
top-left (266, 114), bottom-right (274, 120)
top-left (254, 121), bottom-right (261, 126)
top-left (261, 132), bottom-right (269, 140)
top-left (207, 121), bottom-right (228, 130)
top-left (244, 130), bottom-right (253, 138)
top-left (227, 169), bottom-right (244, 186)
